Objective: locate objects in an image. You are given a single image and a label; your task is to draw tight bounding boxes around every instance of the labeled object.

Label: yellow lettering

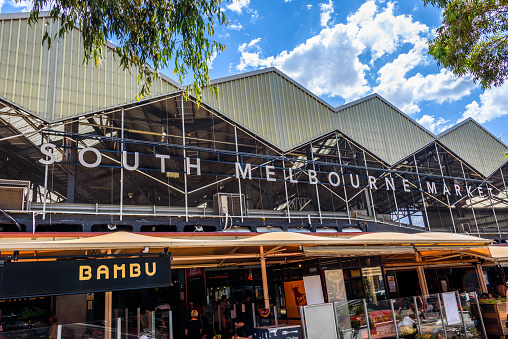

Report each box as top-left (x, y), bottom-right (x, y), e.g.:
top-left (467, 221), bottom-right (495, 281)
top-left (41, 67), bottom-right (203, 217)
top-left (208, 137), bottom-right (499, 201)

top-left (97, 265), bottom-right (109, 280)
top-left (130, 263), bottom-right (141, 277)
top-left (145, 262), bottom-right (156, 276)
top-left (114, 264), bottom-right (126, 279)
top-left (79, 266), bottom-right (92, 280)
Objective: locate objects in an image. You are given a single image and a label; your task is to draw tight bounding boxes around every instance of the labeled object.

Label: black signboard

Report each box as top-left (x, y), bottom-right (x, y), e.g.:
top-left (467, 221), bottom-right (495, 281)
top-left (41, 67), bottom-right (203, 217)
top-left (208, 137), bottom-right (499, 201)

top-left (0, 256), bottom-right (172, 299)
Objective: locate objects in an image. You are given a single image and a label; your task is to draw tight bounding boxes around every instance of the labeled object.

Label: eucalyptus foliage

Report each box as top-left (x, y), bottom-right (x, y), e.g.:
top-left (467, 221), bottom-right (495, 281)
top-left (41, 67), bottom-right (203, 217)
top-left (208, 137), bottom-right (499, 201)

top-left (27, 0), bottom-right (227, 102)
top-left (424, 0), bottom-right (508, 90)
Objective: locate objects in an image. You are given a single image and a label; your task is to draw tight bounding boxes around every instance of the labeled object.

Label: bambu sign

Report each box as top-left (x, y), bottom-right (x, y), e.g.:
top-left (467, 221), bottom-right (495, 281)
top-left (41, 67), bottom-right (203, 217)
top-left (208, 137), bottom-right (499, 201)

top-left (0, 257), bottom-right (171, 299)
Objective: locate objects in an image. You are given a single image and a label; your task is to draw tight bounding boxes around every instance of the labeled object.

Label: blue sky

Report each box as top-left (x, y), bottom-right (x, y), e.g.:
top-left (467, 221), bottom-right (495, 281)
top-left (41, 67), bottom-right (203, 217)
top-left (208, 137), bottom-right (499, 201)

top-left (1, 0), bottom-right (507, 142)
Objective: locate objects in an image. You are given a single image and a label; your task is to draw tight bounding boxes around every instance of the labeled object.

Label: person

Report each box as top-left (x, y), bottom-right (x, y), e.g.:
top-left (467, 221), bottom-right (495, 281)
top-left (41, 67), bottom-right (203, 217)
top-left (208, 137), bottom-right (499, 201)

top-left (496, 281), bottom-right (507, 297)
top-left (185, 309), bottom-right (202, 339)
top-left (48, 315), bottom-right (58, 339)
top-left (232, 317), bottom-right (254, 339)
top-left (201, 315), bottom-right (214, 339)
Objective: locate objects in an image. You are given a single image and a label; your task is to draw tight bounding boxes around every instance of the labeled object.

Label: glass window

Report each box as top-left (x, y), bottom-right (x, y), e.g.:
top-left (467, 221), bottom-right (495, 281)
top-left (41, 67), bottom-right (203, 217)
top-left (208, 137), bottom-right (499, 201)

top-left (361, 266), bottom-right (387, 303)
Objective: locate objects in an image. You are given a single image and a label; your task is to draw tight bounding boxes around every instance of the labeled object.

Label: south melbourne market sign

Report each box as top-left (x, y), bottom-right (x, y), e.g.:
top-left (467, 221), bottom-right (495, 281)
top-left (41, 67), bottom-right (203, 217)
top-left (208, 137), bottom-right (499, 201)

top-left (39, 143), bottom-right (493, 199)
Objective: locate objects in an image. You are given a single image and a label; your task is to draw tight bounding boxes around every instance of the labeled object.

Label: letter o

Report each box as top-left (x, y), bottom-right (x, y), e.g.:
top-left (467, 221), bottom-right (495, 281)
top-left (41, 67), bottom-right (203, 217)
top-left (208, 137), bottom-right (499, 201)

top-left (328, 172), bottom-right (341, 187)
top-left (79, 147), bottom-right (101, 168)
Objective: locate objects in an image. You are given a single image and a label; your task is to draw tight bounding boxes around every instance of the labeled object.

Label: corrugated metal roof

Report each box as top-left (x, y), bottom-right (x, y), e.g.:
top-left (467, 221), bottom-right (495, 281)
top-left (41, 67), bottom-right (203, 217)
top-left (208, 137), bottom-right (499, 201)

top-left (0, 12), bottom-right (180, 122)
top-left (203, 68), bottom-right (336, 151)
top-left (438, 119), bottom-right (508, 177)
top-left (336, 94), bottom-right (435, 165)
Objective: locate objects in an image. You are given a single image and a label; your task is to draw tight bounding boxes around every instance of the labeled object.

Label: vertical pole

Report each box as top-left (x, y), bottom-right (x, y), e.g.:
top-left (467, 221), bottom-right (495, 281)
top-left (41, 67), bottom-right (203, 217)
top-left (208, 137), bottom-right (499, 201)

top-left (57, 324), bottom-right (62, 339)
top-left (475, 264), bottom-right (488, 294)
top-left (117, 317), bottom-right (122, 339)
top-left (335, 133), bottom-right (351, 224)
top-left (181, 95), bottom-right (189, 222)
top-left (456, 291), bottom-right (468, 337)
top-left (473, 292), bottom-right (487, 338)
top-left (414, 155), bottom-right (430, 231)
top-left (169, 310), bottom-right (173, 339)
top-left (413, 296), bottom-right (422, 335)
top-left (136, 307), bottom-right (140, 337)
top-left (151, 311), bottom-right (155, 338)
top-left (105, 250), bottom-right (113, 339)
top-left (274, 306), bottom-right (278, 325)
top-left (435, 143), bottom-right (456, 233)
top-left (252, 303), bottom-right (257, 327)
top-left (488, 190), bottom-right (501, 237)
top-left (234, 126), bottom-right (244, 222)
top-left (218, 304), bottom-right (222, 331)
top-left (460, 162), bottom-right (479, 235)
top-left (124, 308), bottom-right (128, 339)
top-left (362, 298), bottom-right (372, 339)
top-left (260, 246), bottom-right (270, 310)
top-left (415, 252), bottom-right (429, 296)
top-left (363, 150), bottom-right (377, 222)
top-left (389, 299), bottom-right (399, 339)
top-left (389, 172), bottom-right (402, 228)
top-left (501, 167), bottom-right (507, 199)
top-left (299, 306), bottom-right (307, 339)
top-left (120, 108), bottom-right (124, 220)
top-left (283, 160), bottom-right (291, 223)
top-left (437, 294), bottom-right (448, 338)
top-left (309, 142), bottom-right (323, 223)
top-left (42, 136), bottom-right (49, 220)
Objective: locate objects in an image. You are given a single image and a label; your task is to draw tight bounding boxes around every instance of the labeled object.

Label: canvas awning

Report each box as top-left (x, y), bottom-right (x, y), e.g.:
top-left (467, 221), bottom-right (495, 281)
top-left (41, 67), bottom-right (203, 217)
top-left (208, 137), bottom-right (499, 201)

top-left (0, 231), bottom-right (494, 269)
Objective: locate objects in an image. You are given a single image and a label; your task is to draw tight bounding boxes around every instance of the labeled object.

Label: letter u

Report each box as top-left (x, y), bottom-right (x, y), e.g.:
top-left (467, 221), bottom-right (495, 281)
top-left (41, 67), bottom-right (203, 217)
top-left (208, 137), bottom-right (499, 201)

top-left (122, 151), bottom-right (139, 171)
top-left (145, 262), bottom-right (156, 276)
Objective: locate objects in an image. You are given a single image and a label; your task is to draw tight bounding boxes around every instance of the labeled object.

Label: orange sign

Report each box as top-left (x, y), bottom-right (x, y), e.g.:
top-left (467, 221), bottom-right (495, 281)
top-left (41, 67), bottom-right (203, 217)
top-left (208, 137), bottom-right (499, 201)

top-left (284, 280), bottom-right (307, 318)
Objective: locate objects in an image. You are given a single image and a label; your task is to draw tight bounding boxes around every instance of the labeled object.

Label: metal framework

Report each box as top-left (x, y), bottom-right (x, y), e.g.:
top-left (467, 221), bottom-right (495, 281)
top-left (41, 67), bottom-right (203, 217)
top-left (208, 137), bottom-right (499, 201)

top-left (0, 94), bottom-right (506, 237)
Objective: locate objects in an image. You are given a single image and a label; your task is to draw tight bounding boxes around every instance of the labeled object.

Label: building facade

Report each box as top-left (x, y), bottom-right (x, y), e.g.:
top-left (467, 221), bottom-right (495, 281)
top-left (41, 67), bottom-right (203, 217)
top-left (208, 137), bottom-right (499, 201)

top-left (0, 12), bottom-right (507, 339)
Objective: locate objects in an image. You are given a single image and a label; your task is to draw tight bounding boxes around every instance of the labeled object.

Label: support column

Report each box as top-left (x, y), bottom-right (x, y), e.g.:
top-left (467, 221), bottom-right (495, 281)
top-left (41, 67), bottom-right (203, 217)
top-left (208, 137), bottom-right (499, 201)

top-left (64, 121), bottom-right (79, 203)
top-left (435, 143), bottom-right (456, 233)
top-left (415, 252), bottom-right (429, 296)
top-left (475, 263), bottom-right (488, 294)
top-left (181, 96), bottom-right (189, 221)
top-left (260, 246), bottom-right (270, 310)
top-left (414, 154), bottom-right (431, 231)
top-left (120, 109), bottom-right (124, 220)
top-left (105, 250), bottom-right (113, 339)
top-left (335, 133), bottom-right (351, 224)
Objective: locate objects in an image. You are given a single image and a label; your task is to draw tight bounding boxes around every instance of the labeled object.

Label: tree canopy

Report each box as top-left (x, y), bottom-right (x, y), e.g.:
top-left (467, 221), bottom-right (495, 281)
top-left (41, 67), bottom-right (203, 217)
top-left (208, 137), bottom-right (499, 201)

top-left (27, 0), bottom-right (227, 101)
top-left (424, 0), bottom-right (508, 90)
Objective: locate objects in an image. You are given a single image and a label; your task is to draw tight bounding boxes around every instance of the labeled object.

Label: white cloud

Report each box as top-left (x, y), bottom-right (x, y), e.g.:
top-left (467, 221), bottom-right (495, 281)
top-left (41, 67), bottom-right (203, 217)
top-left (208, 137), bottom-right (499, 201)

top-left (373, 41), bottom-right (476, 114)
top-left (416, 115), bottom-right (452, 134)
top-left (7, 0), bottom-right (32, 11)
top-left (226, 0), bottom-right (250, 14)
top-left (0, 0), bottom-right (5, 12)
top-left (207, 50), bottom-right (218, 69)
top-left (235, 0), bottom-right (476, 106)
top-left (319, 0), bottom-right (334, 27)
top-left (250, 10), bottom-right (259, 23)
top-left (5, 0), bottom-right (51, 12)
top-left (228, 22), bottom-right (243, 31)
top-left (460, 83), bottom-right (508, 123)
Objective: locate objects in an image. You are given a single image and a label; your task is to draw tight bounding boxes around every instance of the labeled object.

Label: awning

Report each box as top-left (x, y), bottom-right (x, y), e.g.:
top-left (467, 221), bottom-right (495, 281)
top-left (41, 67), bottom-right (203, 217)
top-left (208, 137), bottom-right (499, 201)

top-left (0, 231), bottom-right (494, 269)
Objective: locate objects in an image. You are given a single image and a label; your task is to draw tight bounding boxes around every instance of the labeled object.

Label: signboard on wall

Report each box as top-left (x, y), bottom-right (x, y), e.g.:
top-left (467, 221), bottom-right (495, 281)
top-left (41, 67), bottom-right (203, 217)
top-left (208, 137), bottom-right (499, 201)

top-left (0, 256), bottom-right (172, 299)
top-left (284, 280), bottom-right (307, 318)
top-left (324, 269), bottom-right (347, 303)
top-left (303, 275), bottom-right (324, 305)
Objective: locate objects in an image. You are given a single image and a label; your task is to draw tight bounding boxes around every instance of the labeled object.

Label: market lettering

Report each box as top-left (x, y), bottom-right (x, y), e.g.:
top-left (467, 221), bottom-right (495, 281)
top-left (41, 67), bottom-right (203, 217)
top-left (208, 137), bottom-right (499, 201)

top-left (79, 262), bottom-right (157, 281)
top-left (40, 144), bottom-right (491, 199)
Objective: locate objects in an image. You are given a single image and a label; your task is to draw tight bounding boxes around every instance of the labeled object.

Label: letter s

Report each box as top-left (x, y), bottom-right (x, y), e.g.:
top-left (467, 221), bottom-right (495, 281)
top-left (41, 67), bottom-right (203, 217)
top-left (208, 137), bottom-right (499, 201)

top-left (39, 143), bottom-right (56, 165)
